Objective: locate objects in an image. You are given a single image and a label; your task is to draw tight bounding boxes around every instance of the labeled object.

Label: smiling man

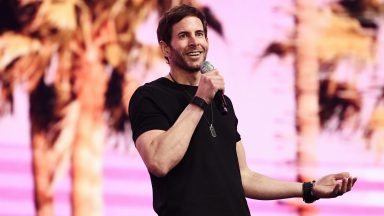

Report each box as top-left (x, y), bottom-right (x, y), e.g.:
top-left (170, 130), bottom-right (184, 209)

top-left (128, 4), bottom-right (357, 216)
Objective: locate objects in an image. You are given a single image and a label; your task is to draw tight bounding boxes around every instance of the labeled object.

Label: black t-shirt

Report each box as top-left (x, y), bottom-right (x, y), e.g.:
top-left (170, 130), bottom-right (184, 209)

top-left (129, 77), bottom-right (251, 216)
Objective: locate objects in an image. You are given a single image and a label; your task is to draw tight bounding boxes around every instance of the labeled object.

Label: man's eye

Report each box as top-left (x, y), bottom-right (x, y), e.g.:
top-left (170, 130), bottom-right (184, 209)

top-left (179, 34), bottom-right (186, 38)
top-left (196, 32), bottom-right (204, 37)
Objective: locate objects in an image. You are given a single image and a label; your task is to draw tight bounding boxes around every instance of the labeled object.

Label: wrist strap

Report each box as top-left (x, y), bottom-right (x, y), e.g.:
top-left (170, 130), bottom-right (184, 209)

top-left (190, 96), bottom-right (208, 110)
top-left (303, 181), bottom-right (319, 203)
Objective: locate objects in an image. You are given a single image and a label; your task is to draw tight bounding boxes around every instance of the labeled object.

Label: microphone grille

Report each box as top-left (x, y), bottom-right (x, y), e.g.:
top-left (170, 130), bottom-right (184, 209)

top-left (200, 61), bottom-right (214, 74)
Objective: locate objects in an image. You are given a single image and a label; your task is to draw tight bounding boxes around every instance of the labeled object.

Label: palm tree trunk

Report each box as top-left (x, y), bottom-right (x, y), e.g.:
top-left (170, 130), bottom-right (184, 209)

top-left (71, 49), bottom-right (108, 216)
top-left (31, 129), bottom-right (54, 216)
top-left (29, 80), bottom-right (57, 216)
top-left (295, 0), bottom-right (320, 214)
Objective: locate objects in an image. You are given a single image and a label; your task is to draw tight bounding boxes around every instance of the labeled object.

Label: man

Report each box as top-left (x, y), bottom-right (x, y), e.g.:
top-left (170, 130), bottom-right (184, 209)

top-left (129, 4), bottom-right (357, 216)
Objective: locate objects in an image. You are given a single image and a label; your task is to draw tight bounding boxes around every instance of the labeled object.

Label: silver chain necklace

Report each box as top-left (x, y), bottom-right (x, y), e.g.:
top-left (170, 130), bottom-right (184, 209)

top-left (168, 73), bottom-right (217, 138)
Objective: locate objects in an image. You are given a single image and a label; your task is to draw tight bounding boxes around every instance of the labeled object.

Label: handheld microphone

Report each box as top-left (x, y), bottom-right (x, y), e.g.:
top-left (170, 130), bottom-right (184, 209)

top-left (200, 61), bottom-right (228, 115)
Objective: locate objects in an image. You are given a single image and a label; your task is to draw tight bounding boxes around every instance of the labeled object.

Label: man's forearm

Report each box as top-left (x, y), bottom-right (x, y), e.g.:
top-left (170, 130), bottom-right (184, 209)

top-left (138, 103), bottom-right (204, 176)
top-left (241, 170), bottom-right (302, 200)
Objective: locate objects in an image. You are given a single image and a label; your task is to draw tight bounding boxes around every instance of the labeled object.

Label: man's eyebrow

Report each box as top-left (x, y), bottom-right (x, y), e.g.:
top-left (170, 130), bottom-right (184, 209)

top-left (177, 31), bottom-right (189, 35)
top-left (177, 30), bottom-right (204, 35)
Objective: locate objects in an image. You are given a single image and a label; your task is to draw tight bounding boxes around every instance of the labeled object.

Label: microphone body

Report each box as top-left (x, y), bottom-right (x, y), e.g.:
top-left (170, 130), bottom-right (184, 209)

top-left (200, 61), bottom-right (228, 115)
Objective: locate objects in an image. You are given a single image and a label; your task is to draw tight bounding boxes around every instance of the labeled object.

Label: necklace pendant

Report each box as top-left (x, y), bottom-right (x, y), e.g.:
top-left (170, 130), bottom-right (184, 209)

top-left (209, 124), bottom-right (217, 137)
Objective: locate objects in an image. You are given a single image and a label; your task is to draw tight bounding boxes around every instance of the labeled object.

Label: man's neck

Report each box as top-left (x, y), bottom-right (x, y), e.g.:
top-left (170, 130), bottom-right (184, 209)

top-left (168, 69), bottom-right (200, 86)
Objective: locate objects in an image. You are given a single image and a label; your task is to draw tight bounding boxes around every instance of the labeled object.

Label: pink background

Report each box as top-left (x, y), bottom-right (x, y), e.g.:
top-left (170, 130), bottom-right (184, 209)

top-left (1, 0), bottom-right (383, 215)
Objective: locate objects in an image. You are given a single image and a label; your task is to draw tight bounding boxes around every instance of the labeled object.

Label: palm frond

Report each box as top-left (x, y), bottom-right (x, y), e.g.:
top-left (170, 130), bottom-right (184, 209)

top-left (0, 33), bottom-right (41, 70)
top-left (46, 1), bottom-right (77, 31)
top-left (105, 43), bottom-right (123, 68)
top-left (317, 10), bottom-right (375, 64)
top-left (20, 0), bottom-right (77, 42)
top-left (0, 33), bottom-right (43, 115)
top-left (201, 6), bottom-right (224, 37)
top-left (105, 69), bottom-right (125, 131)
top-left (339, 0), bottom-right (384, 17)
top-left (319, 79), bottom-right (362, 129)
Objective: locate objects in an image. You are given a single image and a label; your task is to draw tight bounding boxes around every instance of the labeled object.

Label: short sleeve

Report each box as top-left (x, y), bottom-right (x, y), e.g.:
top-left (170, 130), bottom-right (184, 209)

top-left (129, 87), bottom-right (170, 142)
top-left (225, 95), bottom-right (241, 142)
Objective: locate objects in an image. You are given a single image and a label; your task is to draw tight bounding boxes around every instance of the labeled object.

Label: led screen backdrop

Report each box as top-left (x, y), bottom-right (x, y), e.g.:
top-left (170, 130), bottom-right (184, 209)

top-left (0, 0), bottom-right (383, 215)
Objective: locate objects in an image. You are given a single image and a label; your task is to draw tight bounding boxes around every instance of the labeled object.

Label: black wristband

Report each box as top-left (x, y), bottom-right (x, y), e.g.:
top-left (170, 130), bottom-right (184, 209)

top-left (303, 181), bottom-right (320, 203)
top-left (190, 96), bottom-right (208, 110)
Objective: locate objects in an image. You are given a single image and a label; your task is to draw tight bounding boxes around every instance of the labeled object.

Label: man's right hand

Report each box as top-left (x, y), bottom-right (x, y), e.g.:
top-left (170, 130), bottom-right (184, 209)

top-left (195, 69), bottom-right (225, 104)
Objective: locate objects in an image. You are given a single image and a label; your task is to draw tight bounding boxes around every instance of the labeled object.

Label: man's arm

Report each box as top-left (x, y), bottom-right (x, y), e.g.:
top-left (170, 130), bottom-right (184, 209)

top-left (135, 104), bottom-right (204, 177)
top-left (135, 70), bottom-right (224, 178)
top-left (236, 141), bottom-right (357, 200)
top-left (236, 141), bottom-right (302, 199)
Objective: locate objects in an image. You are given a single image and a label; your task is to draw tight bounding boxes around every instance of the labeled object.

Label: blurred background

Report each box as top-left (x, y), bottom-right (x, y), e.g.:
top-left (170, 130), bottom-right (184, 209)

top-left (0, 0), bottom-right (383, 215)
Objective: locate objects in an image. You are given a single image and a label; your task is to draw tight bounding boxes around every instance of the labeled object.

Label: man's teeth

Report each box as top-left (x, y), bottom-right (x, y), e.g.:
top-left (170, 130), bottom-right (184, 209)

top-left (187, 52), bottom-right (200, 56)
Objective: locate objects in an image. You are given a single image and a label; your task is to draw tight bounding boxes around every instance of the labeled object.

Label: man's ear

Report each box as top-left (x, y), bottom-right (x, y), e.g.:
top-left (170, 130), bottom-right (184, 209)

top-left (159, 41), bottom-right (169, 57)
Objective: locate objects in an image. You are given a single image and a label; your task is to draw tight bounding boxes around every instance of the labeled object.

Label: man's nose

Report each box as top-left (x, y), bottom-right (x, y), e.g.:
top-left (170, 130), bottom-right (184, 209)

top-left (188, 36), bottom-right (198, 46)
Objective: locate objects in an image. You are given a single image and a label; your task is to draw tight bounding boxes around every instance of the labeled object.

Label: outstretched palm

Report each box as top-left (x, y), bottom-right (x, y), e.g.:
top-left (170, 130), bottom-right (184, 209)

top-left (313, 172), bottom-right (357, 198)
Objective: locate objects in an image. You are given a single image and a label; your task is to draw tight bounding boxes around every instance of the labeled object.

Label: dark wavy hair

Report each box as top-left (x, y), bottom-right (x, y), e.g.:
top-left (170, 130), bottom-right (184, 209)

top-left (157, 4), bottom-right (208, 45)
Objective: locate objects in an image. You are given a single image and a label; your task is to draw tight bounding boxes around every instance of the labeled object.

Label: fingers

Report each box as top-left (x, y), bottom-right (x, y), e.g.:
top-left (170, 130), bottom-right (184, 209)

top-left (202, 70), bottom-right (225, 91)
top-left (333, 172), bottom-right (350, 180)
top-left (347, 177), bottom-right (354, 191)
top-left (339, 177), bottom-right (348, 195)
top-left (332, 183), bottom-right (341, 197)
top-left (352, 177), bottom-right (358, 186)
top-left (316, 173), bottom-right (357, 199)
top-left (337, 176), bottom-right (357, 196)
top-left (196, 69), bottom-right (225, 102)
top-left (346, 177), bottom-right (358, 191)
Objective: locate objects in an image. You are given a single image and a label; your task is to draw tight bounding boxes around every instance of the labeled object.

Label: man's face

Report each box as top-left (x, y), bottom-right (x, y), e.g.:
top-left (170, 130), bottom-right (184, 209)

top-left (167, 16), bottom-right (208, 72)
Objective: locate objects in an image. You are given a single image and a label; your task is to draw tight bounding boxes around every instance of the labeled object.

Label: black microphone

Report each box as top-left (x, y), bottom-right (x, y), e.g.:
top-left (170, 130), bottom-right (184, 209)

top-left (200, 61), bottom-right (228, 115)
